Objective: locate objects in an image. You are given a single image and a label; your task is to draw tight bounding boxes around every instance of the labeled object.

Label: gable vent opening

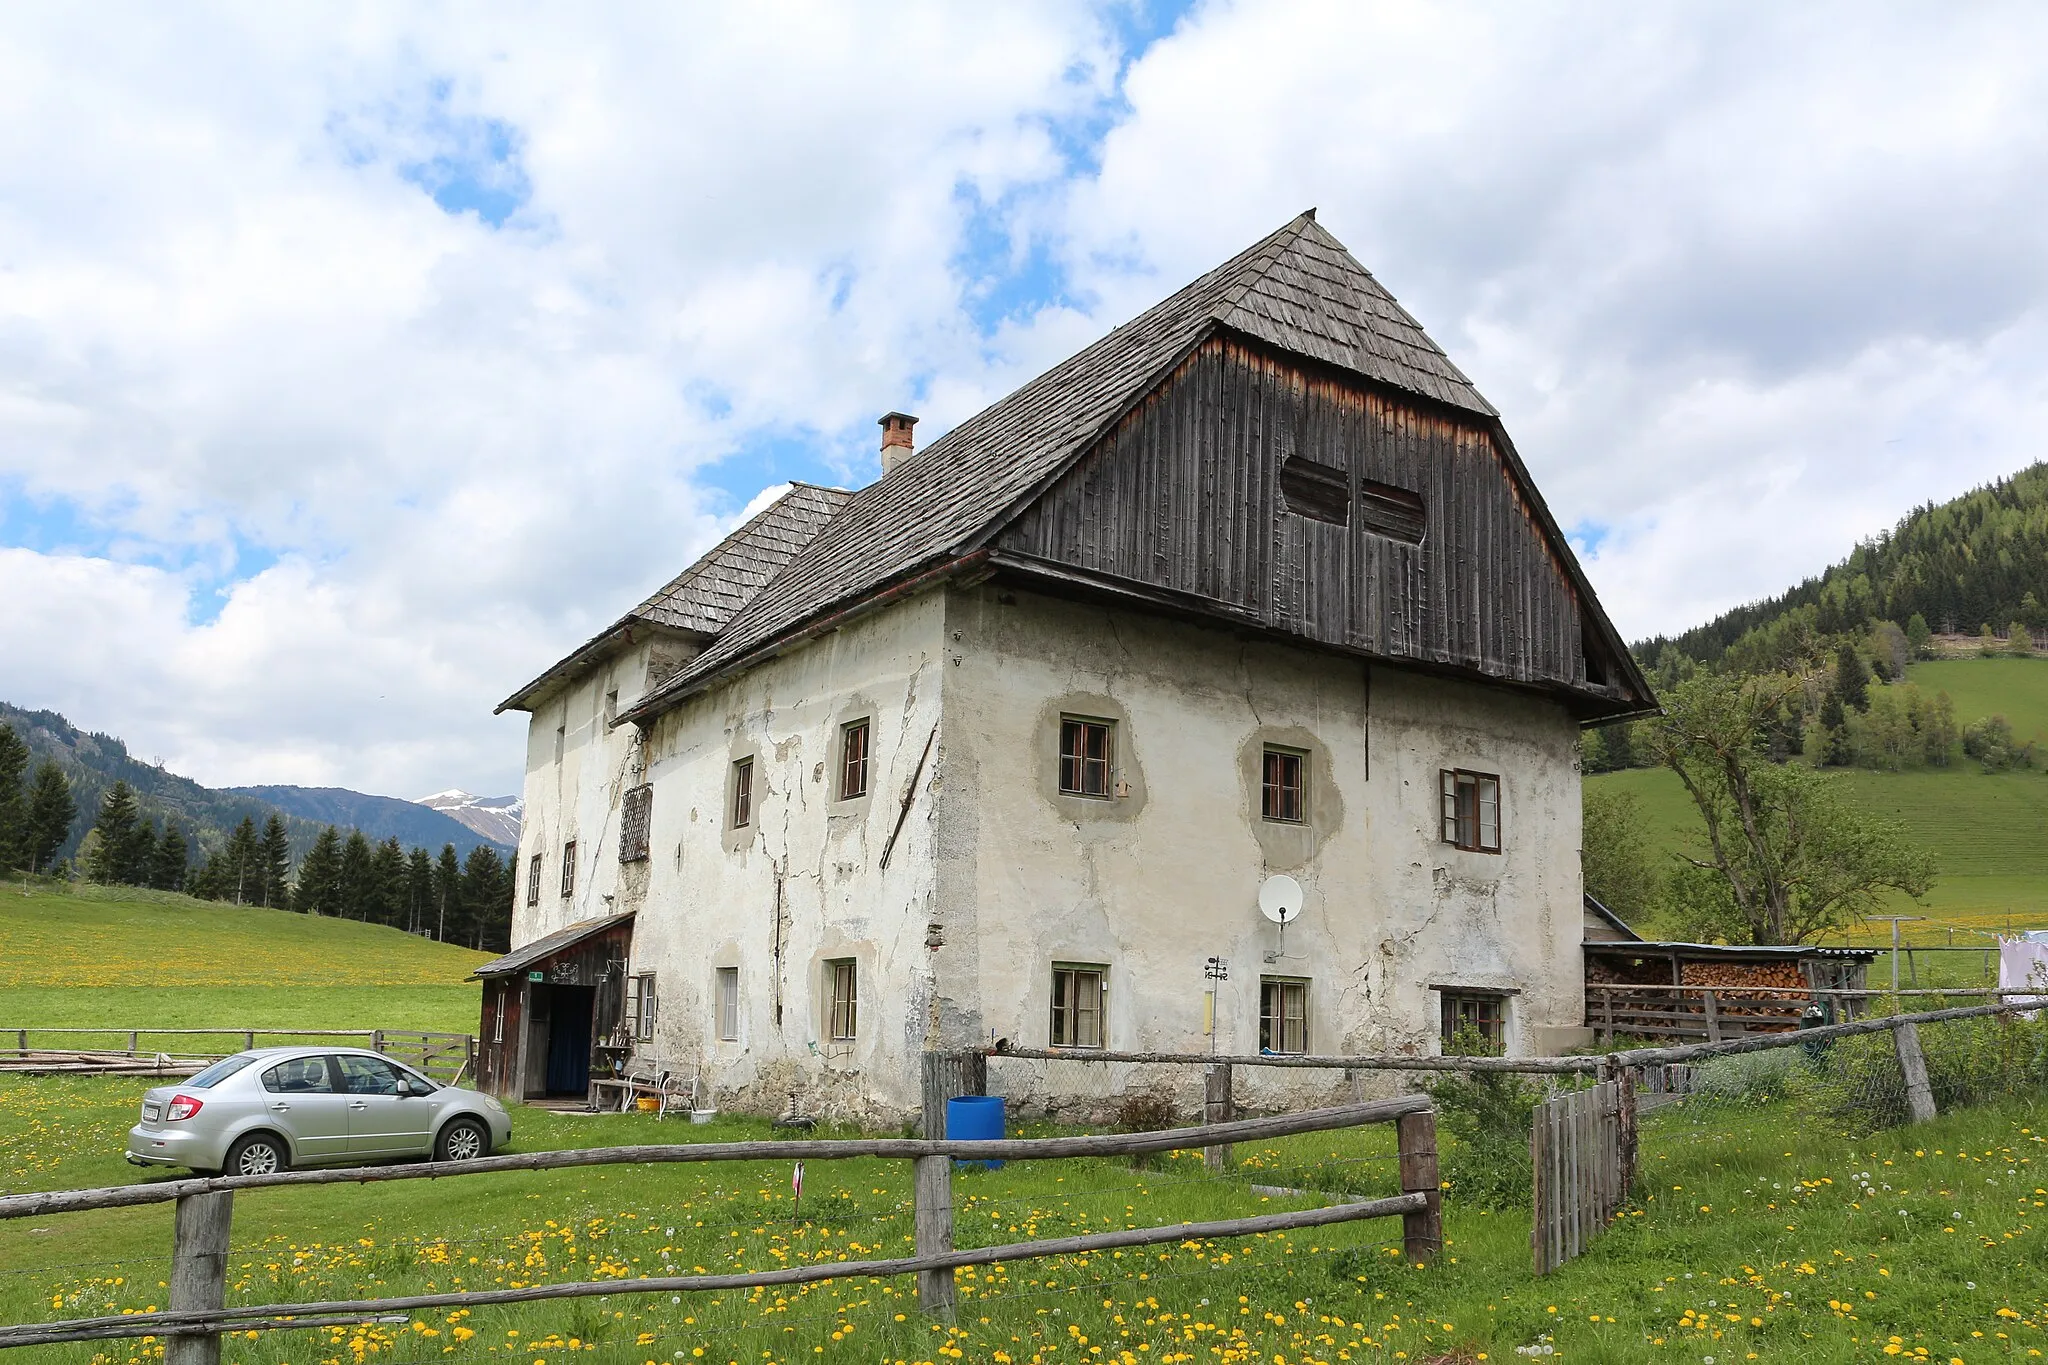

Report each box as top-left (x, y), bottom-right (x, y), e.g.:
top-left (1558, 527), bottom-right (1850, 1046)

top-left (1358, 479), bottom-right (1425, 544)
top-left (1278, 456), bottom-right (1350, 526)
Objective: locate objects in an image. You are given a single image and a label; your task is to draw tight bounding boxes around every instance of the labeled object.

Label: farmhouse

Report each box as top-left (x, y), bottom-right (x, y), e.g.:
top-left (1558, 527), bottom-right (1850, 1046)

top-left (477, 212), bottom-right (1658, 1117)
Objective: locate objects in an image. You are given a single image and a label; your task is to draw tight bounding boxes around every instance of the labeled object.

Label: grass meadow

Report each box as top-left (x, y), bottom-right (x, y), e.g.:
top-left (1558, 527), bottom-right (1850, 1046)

top-left (0, 1072), bottom-right (2044, 1365)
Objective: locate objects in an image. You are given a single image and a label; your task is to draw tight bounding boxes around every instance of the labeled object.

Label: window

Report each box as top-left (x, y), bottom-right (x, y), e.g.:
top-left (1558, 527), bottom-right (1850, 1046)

top-left (526, 854), bottom-right (542, 906)
top-left (604, 688), bottom-right (619, 724)
top-left (560, 841), bottom-right (577, 897)
top-left (1049, 964), bottom-right (1107, 1048)
top-left (1058, 718), bottom-right (1114, 798)
top-left (623, 972), bottom-right (658, 1042)
top-left (1357, 479), bottom-right (1426, 543)
top-left (554, 724), bottom-right (566, 764)
top-left (336, 1054), bottom-right (407, 1095)
top-left (1278, 456), bottom-right (1350, 526)
top-left (731, 758), bottom-right (754, 828)
top-left (1440, 991), bottom-right (1506, 1050)
top-left (716, 967), bottom-right (740, 1042)
top-left (826, 959), bottom-right (858, 1041)
top-left (1259, 978), bottom-right (1309, 1055)
top-left (262, 1056), bottom-right (333, 1094)
top-left (1261, 747), bottom-right (1306, 822)
top-left (620, 784), bottom-right (653, 863)
top-left (1440, 770), bottom-right (1501, 852)
top-left (492, 987), bottom-right (505, 1044)
top-left (183, 1054), bottom-right (258, 1089)
top-left (839, 719), bottom-right (871, 800)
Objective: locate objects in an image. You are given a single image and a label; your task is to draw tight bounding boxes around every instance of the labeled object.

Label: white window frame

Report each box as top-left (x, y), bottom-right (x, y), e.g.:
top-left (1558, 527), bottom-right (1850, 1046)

top-left (715, 966), bottom-right (740, 1042)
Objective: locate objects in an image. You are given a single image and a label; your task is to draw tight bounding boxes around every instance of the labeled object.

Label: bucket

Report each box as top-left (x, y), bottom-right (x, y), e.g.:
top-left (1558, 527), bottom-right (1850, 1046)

top-left (635, 1097), bottom-right (660, 1112)
top-left (690, 1108), bottom-right (718, 1125)
top-left (946, 1095), bottom-right (1006, 1170)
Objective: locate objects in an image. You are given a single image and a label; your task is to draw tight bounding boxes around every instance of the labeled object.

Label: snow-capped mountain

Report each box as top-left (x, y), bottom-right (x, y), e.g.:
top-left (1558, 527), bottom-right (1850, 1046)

top-left (416, 790), bottom-right (524, 847)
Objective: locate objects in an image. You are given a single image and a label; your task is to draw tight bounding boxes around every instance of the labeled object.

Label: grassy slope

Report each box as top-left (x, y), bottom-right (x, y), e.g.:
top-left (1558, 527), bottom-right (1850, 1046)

top-left (1596, 657), bottom-right (2048, 946)
top-left (1909, 655), bottom-right (2048, 747)
top-left (0, 884), bottom-right (488, 1039)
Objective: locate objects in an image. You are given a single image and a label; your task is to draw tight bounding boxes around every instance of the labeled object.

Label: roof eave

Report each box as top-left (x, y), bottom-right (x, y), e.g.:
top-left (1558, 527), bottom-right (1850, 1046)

top-left (616, 550), bottom-right (993, 726)
top-left (494, 619), bottom-right (705, 715)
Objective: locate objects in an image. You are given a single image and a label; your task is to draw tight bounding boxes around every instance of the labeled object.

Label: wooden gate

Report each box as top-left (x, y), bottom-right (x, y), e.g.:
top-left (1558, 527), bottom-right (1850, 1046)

top-left (1530, 1079), bottom-right (1627, 1273)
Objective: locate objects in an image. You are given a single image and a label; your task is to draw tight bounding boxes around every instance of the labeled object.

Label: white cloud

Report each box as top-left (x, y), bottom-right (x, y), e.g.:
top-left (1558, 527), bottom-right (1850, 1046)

top-left (7, 1), bottom-right (2048, 799)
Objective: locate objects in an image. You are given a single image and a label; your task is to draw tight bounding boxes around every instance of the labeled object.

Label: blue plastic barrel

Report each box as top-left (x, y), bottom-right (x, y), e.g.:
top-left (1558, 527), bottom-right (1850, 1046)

top-left (946, 1095), bottom-right (1006, 1170)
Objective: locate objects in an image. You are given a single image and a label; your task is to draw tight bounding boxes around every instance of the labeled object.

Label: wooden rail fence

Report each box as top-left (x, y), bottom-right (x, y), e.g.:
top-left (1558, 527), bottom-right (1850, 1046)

top-left (0, 1097), bottom-right (1440, 1359)
top-left (0, 1028), bottom-right (476, 1083)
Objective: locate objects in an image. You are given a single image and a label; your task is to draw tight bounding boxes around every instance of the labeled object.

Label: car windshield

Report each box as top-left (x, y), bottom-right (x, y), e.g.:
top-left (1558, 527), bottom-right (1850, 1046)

top-left (184, 1054), bottom-right (260, 1089)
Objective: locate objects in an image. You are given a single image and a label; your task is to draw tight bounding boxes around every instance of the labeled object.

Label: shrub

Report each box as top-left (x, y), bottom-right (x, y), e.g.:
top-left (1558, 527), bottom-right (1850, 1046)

top-left (1962, 714), bottom-right (2034, 771)
top-left (1425, 1024), bottom-right (1540, 1211)
top-left (1114, 1091), bottom-right (1181, 1169)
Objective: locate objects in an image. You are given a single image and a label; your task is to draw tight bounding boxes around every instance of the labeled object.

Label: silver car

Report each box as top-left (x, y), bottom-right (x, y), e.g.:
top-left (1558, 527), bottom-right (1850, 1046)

top-left (125, 1047), bottom-right (512, 1177)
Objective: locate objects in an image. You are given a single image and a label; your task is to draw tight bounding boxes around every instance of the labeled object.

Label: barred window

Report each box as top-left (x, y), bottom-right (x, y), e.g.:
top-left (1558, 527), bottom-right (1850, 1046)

top-left (839, 720), bottom-right (870, 800)
top-left (619, 783), bottom-right (653, 863)
top-left (1440, 990), bottom-right (1506, 1050)
top-left (559, 841), bottom-right (577, 897)
top-left (1440, 770), bottom-right (1501, 852)
top-left (1259, 978), bottom-right (1309, 1055)
top-left (1058, 718), bottom-right (1114, 798)
top-left (525, 853), bottom-right (541, 906)
top-left (826, 959), bottom-right (858, 1041)
top-left (1049, 964), bottom-right (1107, 1048)
top-left (1261, 748), bottom-right (1306, 822)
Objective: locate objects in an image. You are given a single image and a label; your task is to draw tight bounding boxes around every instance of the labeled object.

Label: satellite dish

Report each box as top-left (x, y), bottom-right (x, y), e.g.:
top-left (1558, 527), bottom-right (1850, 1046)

top-left (1258, 874), bottom-right (1305, 925)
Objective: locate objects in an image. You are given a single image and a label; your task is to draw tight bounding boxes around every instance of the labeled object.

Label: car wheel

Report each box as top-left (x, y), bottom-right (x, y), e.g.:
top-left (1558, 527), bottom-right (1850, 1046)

top-left (223, 1133), bottom-right (289, 1177)
top-left (436, 1117), bottom-right (489, 1163)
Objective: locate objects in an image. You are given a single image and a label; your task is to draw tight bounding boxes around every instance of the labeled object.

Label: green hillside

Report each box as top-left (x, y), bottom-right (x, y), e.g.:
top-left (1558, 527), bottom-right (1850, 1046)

top-left (1906, 656), bottom-right (2048, 747)
top-left (1590, 764), bottom-right (2048, 944)
top-left (0, 882), bottom-right (486, 1038)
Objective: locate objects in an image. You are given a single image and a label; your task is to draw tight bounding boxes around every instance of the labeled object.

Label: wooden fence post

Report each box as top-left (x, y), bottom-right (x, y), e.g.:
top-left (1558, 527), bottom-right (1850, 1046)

top-left (913, 1154), bottom-right (956, 1316)
top-left (165, 1190), bottom-right (233, 1365)
top-left (1203, 1064), bottom-right (1234, 1172)
top-left (1701, 990), bottom-right (1721, 1043)
top-left (244, 1031), bottom-right (255, 1052)
top-left (1395, 1109), bottom-right (1441, 1264)
top-left (127, 1031), bottom-right (139, 1057)
top-left (1893, 1020), bottom-right (1937, 1123)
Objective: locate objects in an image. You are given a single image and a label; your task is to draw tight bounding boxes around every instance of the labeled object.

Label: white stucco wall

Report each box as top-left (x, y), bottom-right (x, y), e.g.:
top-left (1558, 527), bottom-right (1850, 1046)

top-left (509, 579), bottom-right (1589, 1121)
top-left (512, 634), bottom-right (686, 946)
top-left (623, 591), bottom-right (950, 1118)
top-left (936, 584), bottom-right (1587, 1112)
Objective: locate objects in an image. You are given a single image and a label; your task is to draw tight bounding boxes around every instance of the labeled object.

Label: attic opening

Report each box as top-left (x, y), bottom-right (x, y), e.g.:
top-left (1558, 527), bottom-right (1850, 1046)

top-left (1357, 480), bottom-right (1426, 543)
top-left (1581, 606), bottom-right (1614, 687)
top-left (1278, 456), bottom-right (1349, 526)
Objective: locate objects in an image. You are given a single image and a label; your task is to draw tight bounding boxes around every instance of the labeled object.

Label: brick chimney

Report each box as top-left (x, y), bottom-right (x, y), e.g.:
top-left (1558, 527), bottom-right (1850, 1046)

top-left (878, 411), bottom-right (918, 476)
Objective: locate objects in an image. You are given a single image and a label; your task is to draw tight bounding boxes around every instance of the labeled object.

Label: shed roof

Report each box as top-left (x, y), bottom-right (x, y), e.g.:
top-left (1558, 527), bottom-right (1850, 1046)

top-left (1585, 940), bottom-right (1880, 963)
top-left (496, 483), bottom-right (851, 713)
top-left (471, 912), bottom-right (635, 979)
top-left (623, 212), bottom-right (1509, 721)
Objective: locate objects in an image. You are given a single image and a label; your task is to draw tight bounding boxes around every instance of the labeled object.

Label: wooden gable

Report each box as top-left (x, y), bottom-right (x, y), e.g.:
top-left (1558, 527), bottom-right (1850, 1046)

top-left (996, 333), bottom-right (1634, 711)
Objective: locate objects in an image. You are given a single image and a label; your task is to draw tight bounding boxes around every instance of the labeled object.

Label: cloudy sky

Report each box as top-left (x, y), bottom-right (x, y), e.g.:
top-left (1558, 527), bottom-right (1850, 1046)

top-left (5, 2), bottom-right (2046, 800)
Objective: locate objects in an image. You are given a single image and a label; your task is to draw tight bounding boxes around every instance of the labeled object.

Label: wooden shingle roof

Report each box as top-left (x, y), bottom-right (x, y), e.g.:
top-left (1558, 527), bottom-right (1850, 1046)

top-left (624, 212), bottom-right (1496, 719)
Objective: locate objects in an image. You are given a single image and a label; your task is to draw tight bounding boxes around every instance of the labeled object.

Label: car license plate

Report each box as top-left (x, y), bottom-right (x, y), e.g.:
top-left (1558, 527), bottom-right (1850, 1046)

top-left (142, 1103), bottom-right (160, 1122)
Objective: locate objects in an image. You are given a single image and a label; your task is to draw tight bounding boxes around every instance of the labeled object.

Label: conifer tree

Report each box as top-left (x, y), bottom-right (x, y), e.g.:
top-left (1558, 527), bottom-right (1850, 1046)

top-left (88, 781), bottom-right (141, 884)
top-left (460, 844), bottom-right (511, 951)
top-left (0, 725), bottom-right (28, 871)
top-left (1832, 643), bottom-right (1869, 711)
top-left (369, 837), bottom-right (406, 926)
top-left (129, 821), bottom-right (159, 887)
top-left (151, 825), bottom-right (189, 891)
top-left (404, 846), bottom-right (435, 934)
top-left (294, 826), bottom-right (344, 915)
top-left (338, 830), bottom-right (373, 919)
top-left (24, 761), bottom-right (77, 875)
top-left (222, 817), bottom-right (261, 904)
top-left (434, 843), bottom-right (463, 942)
top-left (257, 815), bottom-right (292, 908)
